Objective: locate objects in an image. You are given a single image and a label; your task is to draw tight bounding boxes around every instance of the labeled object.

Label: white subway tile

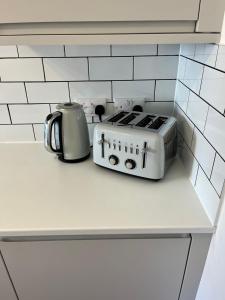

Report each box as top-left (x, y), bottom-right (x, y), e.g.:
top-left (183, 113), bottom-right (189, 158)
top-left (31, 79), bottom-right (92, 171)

top-left (204, 107), bottom-right (225, 160)
top-left (216, 45), bottom-right (225, 71)
top-left (194, 44), bottom-right (218, 67)
top-left (134, 56), bottom-right (178, 79)
top-left (180, 142), bottom-right (199, 186)
top-left (180, 44), bottom-right (196, 58)
top-left (195, 167), bottom-right (220, 224)
top-left (65, 45), bottom-right (110, 57)
top-left (0, 46), bottom-right (18, 57)
top-left (69, 81), bottom-right (111, 99)
top-left (26, 82), bottom-right (69, 103)
top-left (195, 44), bottom-right (218, 56)
top-left (158, 44), bottom-right (180, 55)
top-left (9, 104), bottom-right (50, 124)
top-left (0, 105), bottom-right (10, 124)
top-left (187, 92), bottom-right (209, 132)
top-left (175, 81), bottom-right (190, 112)
top-left (182, 59), bottom-right (203, 94)
top-left (0, 59), bottom-right (44, 81)
top-left (145, 102), bottom-right (174, 116)
top-left (44, 58), bottom-right (88, 81)
top-left (191, 128), bottom-right (215, 177)
top-left (211, 154), bottom-right (225, 196)
top-left (200, 67), bottom-right (225, 114)
top-left (175, 106), bottom-right (194, 147)
top-left (0, 83), bottom-right (27, 103)
top-left (0, 125), bottom-right (34, 142)
top-left (18, 46), bottom-right (64, 57)
top-left (112, 80), bottom-right (154, 99)
top-left (89, 57), bottom-right (132, 80)
top-left (155, 80), bottom-right (176, 101)
top-left (33, 123), bottom-right (44, 141)
top-left (112, 45), bottom-right (157, 56)
top-left (177, 56), bottom-right (187, 80)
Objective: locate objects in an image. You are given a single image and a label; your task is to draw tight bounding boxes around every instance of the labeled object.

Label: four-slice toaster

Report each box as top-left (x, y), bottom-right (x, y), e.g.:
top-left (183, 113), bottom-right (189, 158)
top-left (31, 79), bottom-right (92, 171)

top-left (93, 111), bottom-right (177, 180)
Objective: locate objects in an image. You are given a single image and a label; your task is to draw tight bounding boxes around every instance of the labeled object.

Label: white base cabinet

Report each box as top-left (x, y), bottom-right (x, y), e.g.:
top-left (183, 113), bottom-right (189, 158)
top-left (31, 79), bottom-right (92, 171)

top-left (0, 234), bottom-right (211, 300)
top-left (0, 237), bottom-right (190, 300)
top-left (0, 252), bottom-right (17, 300)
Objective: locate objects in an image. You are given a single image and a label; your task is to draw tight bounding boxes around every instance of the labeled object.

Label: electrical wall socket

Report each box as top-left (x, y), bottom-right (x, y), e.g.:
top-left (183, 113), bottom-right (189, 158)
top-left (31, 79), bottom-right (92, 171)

top-left (76, 98), bottom-right (107, 115)
top-left (113, 98), bottom-right (148, 111)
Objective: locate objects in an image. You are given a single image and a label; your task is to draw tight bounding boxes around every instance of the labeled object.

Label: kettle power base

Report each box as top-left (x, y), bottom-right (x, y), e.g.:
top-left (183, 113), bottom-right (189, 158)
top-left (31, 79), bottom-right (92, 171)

top-left (57, 152), bottom-right (90, 163)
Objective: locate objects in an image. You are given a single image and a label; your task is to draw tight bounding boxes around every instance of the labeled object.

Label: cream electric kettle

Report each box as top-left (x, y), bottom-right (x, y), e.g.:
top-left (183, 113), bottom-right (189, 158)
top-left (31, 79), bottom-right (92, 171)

top-left (44, 102), bottom-right (90, 162)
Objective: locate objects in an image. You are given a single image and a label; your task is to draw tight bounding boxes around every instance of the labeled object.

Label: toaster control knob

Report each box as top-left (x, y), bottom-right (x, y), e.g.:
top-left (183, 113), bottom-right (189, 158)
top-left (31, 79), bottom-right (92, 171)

top-left (109, 155), bottom-right (119, 166)
top-left (125, 159), bottom-right (136, 170)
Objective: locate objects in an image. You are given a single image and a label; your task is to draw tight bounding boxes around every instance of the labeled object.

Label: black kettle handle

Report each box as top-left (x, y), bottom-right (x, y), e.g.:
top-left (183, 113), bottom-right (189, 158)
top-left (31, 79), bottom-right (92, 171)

top-left (44, 111), bottom-right (62, 154)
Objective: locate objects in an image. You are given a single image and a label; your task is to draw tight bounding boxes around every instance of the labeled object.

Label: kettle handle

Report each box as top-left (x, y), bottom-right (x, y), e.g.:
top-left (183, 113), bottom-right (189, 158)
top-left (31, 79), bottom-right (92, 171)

top-left (44, 111), bottom-right (62, 154)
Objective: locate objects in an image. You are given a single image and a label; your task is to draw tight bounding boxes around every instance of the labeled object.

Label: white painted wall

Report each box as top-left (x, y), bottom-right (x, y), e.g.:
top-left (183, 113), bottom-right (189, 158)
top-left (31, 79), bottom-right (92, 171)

top-left (196, 193), bottom-right (225, 300)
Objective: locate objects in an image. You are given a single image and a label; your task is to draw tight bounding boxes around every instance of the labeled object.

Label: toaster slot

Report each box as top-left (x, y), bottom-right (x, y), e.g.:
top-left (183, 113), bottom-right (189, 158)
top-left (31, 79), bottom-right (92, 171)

top-left (136, 115), bottom-right (154, 127)
top-left (119, 113), bottom-right (139, 125)
top-left (148, 117), bottom-right (167, 130)
top-left (107, 111), bottom-right (129, 123)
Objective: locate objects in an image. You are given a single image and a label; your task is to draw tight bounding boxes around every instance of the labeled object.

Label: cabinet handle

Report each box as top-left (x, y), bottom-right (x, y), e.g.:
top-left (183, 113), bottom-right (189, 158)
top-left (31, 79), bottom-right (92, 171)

top-left (1, 234), bottom-right (190, 242)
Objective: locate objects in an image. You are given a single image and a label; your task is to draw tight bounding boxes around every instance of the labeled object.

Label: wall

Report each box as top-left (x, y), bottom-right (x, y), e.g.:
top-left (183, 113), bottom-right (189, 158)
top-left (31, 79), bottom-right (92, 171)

top-left (175, 43), bottom-right (225, 225)
top-left (175, 43), bottom-right (225, 300)
top-left (0, 44), bottom-right (179, 144)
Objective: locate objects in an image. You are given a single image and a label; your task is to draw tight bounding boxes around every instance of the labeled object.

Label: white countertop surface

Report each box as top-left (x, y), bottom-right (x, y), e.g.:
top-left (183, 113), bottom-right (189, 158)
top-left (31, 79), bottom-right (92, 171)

top-left (0, 143), bottom-right (213, 237)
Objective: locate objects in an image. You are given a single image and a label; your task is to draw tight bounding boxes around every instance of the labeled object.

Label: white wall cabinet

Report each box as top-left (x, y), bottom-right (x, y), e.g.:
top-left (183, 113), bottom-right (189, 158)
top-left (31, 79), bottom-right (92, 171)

top-left (0, 0), bottom-right (224, 44)
top-left (0, 252), bottom-right (17, 300)
top-left (0, 236), bottom-right (191, 300)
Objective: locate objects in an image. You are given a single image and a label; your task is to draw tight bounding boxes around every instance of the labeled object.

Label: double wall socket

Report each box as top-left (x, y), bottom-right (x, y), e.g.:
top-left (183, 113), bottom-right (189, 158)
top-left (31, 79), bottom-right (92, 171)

top-left (76, 98), bottom-right (107, 115)
top-left (113, 98), bottom-right (148, 111)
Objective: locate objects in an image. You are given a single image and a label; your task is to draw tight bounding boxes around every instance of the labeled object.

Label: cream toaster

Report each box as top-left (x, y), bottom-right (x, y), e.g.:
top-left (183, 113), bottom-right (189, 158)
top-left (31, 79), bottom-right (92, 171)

top-left (93, 111), bottom-right (177, 180)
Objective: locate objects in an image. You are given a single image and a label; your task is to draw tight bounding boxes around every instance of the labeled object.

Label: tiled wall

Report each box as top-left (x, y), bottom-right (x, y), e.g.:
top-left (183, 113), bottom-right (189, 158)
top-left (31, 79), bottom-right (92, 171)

top-left (175, 43), bottom-right (225, 225)
top-left (0, 44), bottom-right (179, 142)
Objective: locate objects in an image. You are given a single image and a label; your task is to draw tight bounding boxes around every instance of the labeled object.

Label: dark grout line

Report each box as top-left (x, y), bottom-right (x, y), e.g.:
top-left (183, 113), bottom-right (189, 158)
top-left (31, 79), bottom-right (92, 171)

top-left (87, 57), bottom-right (90, 80)
top-left (0, 54), bottom-right (179, 60)
top-left (67, 82), bottom-right (72, 103)
top-left (41, 58), bottom-right (46, 81)
top-left (210, 152), bottom-right (217, 179)
top-left (32, 124), bottom-right (36, 141)
top-left (24, 82), bottom-right (29, 103)
top-left (6, 104), bottom-right (12, 124)
top-left (180, 54), bottom-right (225, 75)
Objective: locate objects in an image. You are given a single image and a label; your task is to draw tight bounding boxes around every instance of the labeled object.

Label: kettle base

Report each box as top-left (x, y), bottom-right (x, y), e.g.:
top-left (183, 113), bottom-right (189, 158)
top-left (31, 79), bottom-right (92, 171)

top-left (58, 152), bottom-right (90, 163)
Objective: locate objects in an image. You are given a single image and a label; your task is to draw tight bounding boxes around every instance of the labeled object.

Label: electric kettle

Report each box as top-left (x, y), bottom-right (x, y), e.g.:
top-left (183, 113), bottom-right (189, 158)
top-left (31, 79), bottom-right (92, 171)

top-left (44, 102), bottom-right (90, 162)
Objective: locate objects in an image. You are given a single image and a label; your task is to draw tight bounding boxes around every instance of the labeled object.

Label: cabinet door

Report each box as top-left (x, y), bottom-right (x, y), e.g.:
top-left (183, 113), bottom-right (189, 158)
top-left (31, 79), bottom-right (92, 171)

top-left (1, 237), bottom-right (190, 300)
top-left (0, 252), bottom-right (17, 300)
top-left (0, 0), bottom-right (200, 23)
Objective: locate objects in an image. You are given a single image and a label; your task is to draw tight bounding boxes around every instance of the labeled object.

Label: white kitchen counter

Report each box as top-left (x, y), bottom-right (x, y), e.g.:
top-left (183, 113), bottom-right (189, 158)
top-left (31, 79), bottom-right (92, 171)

top-left (0, 143), bottom-right (213, 237)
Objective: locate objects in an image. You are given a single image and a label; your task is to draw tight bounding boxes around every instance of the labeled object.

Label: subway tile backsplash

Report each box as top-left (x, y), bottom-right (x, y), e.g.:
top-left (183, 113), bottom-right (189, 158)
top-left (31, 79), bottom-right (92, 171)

top-left (0, 44), bottom-right (178, 144)
top-left (177, 43), bottom-right (225, 225)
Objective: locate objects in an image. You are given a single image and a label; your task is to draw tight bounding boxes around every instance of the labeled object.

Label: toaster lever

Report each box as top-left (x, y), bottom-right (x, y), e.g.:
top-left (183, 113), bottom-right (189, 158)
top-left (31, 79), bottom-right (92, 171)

top-left (98, 134), bottom-right (110, 158)
top-left (141, 142), bottom-right (150, 169)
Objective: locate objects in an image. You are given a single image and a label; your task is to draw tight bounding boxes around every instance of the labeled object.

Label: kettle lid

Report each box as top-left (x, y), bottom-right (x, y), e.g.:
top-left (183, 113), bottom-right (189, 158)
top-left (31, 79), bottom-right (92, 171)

top-left (56, 102), bottom-right (81, 110)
